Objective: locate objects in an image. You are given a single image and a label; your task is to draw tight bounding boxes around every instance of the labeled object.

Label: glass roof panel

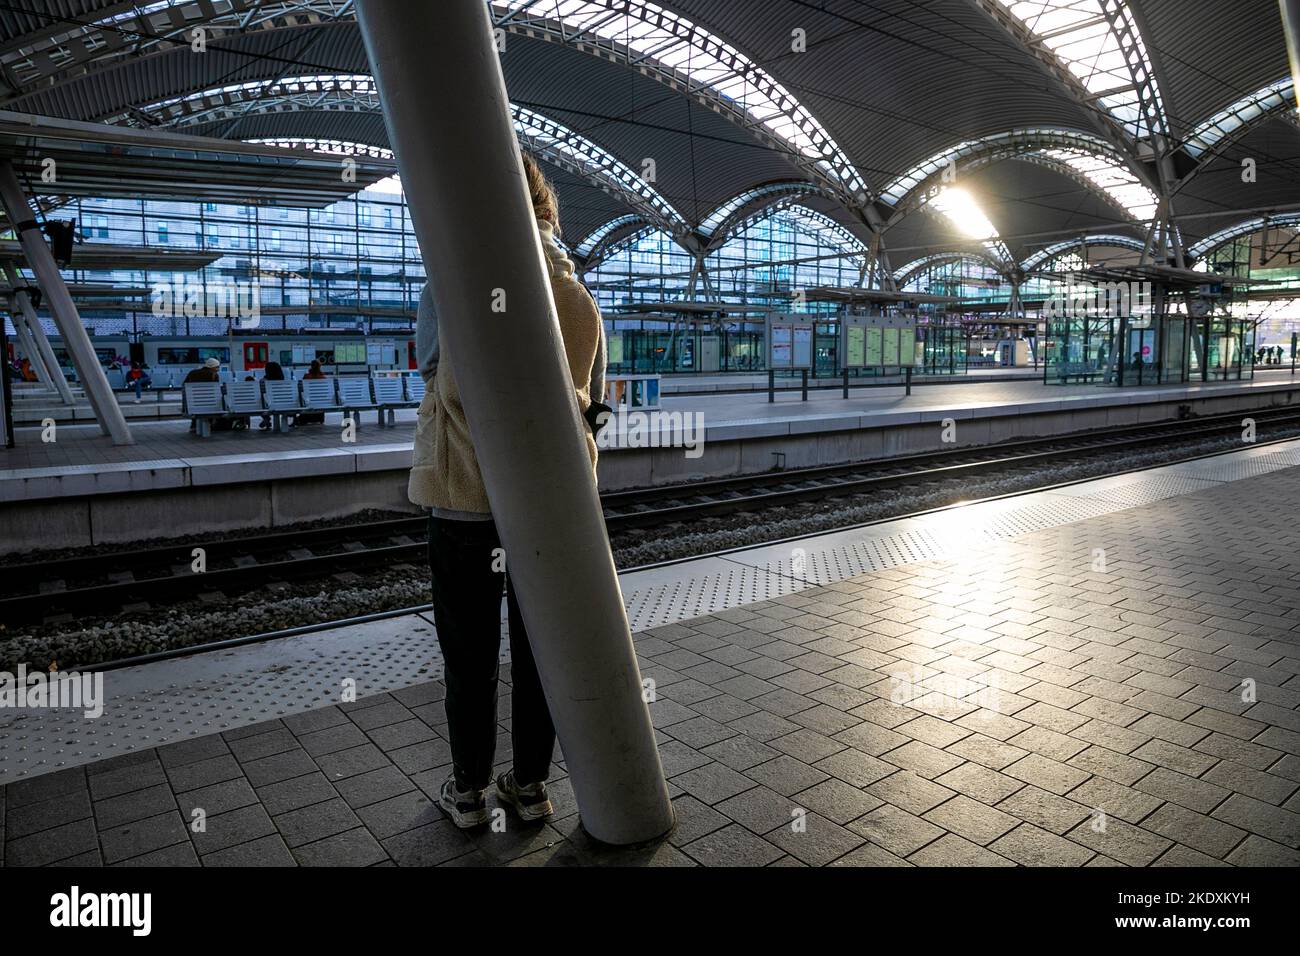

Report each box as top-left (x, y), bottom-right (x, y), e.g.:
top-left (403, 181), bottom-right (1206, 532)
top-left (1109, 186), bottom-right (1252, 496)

top-left (997, 1), bottom-right (1165, 139)
top-left (1183, 78), bottom-right (1297, 158)
top-left (493, 1), bottom-right (868, 199)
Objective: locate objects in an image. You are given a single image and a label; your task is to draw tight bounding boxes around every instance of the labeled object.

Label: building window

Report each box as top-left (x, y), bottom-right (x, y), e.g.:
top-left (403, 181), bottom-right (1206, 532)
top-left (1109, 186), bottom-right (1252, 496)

top-left (156, 222), bottom-right (169, 244)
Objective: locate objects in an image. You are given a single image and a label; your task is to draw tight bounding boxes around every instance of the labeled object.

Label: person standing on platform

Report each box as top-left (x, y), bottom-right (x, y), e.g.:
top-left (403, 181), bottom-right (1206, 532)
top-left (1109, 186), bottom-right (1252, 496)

top-left (409, 152), bottom-right (607, 829)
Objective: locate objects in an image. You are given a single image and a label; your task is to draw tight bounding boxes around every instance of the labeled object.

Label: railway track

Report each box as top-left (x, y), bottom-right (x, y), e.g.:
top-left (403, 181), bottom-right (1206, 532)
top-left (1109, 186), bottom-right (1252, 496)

top-left (4, 404), bottom-right (1300, 626)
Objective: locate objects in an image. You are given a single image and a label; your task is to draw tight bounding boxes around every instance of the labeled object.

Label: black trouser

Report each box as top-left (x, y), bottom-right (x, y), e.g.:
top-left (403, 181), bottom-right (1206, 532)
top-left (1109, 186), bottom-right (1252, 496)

top-left (427, 515), bottom-right (556, 791)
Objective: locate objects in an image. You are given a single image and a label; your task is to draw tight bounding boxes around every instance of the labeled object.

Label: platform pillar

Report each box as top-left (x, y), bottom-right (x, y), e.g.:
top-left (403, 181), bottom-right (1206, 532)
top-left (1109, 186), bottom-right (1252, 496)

top-left (9, 307), bottom-right (46, 389)
top-left (0, 164), bottom-right (130, 442)
top-left (355, 0), bottom-right (672, 845)
top-left (4, 260), bottom-right (73, 402)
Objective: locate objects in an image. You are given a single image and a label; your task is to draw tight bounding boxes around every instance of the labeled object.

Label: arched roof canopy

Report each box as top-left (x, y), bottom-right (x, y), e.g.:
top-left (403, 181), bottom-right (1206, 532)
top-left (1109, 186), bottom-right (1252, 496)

top-left (0, 0), bottom-right (873, 224)
top-left (893, 251), bottom-right (1005, 286)
top-left (575, 215), bottom-right (652, 263)
top-left (969, 1), bottom-right (1168, 169)
top-left (1174, 78), bottom-right (1300, 191)
top-left (1187, 214), bottom-right (1300, 263)
top-left (244, 137), bottom-right (393, 160)
top-left (698, 181), bottom-right (845, 248)
top-left (100, 74), bottom-right (690, 238)
top-left (719, 200), bottom-right (867, 262)
top-left (882, 129), bottom-right (1158, 225)
top-left (1021, 234), bottom-right (1148, 272)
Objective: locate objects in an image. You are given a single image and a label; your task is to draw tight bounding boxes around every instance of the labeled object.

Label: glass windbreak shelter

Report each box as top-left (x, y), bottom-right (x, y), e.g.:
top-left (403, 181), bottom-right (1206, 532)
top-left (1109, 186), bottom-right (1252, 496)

top-left (917, 323), bottom-right (969, 375)
top-left (604, 303), bottom-right (770, 374)
top-left (1038, 267), bottom-right (1257, 386)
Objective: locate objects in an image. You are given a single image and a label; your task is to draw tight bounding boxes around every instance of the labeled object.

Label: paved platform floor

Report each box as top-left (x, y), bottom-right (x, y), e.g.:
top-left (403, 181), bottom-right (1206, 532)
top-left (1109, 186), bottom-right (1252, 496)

top-left (3, 456), bottom-right (1298, 866)
top-left (3, 368), bottom-right (1296, 477)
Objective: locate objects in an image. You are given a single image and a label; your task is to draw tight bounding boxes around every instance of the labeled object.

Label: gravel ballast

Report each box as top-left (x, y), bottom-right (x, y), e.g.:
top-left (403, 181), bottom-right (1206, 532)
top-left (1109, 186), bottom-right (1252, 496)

top-left (4, 427), bottom-right (1295, 671)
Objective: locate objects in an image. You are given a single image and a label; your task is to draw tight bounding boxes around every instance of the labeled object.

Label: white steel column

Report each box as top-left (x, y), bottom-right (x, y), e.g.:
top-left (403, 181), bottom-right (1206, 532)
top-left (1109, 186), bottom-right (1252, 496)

top-left (4, 260), bottom-right (73, 401)
top-left (0, 162), bottom-right (131, 442)
top-left (9, 306), bottom-right (46, 387)
top-left (356, 0), bottom-right (673, 845)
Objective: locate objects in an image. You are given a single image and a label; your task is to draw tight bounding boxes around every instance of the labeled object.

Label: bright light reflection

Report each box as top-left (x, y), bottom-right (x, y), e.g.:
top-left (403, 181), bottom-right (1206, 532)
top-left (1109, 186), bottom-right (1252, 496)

top-left (928, 188), bottom-right (998, 240)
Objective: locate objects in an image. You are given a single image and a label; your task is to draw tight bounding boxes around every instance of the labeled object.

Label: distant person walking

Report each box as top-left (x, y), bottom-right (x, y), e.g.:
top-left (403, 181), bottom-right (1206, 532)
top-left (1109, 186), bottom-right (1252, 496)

top-left (410, 152), bottom-right (607, 829)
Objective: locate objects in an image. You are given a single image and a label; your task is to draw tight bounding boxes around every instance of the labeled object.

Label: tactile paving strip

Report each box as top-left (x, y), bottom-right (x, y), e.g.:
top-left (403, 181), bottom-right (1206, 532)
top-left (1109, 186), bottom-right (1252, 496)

top-left (0, 614), bottom-right (452, 780)
top-left (1047, 473), bottom-right (1221, 508)
top-left (1163, 451), bottom-right (1300, 484)
top-left (625, 562), bottom-right (808, 631)
top-left (4, 438), bottom-right (1299, 781)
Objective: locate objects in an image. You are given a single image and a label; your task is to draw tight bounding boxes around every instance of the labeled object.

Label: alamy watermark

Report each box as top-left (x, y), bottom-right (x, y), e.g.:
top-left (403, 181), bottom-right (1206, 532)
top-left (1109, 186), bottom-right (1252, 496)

top-left (595, 409), bottom-right (705, 459)
top-left (151, 277), bottom-right (261, 328)
top-left (0, 664), bottom-right (104, 718)
top-left (1042, 279), bottom-right (1153, 320)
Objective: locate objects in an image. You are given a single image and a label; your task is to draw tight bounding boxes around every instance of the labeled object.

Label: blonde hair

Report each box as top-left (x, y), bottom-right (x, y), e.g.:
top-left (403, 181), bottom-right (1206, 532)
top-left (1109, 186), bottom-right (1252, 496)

top-left (522, 152), bottom-right (560, 234)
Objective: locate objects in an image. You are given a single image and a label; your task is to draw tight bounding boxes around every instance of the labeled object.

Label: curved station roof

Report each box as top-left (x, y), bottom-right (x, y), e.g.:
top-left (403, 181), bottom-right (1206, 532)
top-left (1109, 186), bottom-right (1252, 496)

top-left (0, 0), bottom-right (1294, 275)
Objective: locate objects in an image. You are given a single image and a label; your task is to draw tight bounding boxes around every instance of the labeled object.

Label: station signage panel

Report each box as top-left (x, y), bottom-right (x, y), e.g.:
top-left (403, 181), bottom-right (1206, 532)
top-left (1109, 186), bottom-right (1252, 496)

top-left (840, 314), bottom-right (918, 369)
top-left (767, 314), bottom-right (816, 370)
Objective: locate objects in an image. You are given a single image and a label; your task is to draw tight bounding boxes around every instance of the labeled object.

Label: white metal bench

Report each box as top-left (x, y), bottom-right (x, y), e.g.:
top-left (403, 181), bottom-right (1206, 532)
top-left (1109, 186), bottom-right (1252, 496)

top-left (262, 380), bottom-right (301, 432)
top-left (372, 374), bottom-right (407, 426)
top-left (224, 380), bottom-right (264, 426)
top-left (183, 382), bottom-right (225, 437)
top-left (337, 376), bottom-right (375, 427)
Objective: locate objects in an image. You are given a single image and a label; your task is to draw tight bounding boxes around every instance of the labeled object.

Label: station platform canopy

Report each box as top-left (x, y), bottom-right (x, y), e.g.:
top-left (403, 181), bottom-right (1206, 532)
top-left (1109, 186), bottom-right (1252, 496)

top-left (606, 301), bottom-right (774, 320)
top-left (608, 301), bottom-right (773, 314)
top-left (802, 286), bottom-right (959, 306)
top-left (0, 111), bottom-right (397, 210)
top-left (0, 239), bottom-right (221, 272)
top-left (1060, 263), bottom-right (1262, 293)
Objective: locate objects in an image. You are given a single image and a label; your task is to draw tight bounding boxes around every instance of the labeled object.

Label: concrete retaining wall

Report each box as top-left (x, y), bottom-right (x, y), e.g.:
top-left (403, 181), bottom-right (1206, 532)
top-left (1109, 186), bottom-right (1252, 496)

top-left (2, 382), bottom-right (1295, 555)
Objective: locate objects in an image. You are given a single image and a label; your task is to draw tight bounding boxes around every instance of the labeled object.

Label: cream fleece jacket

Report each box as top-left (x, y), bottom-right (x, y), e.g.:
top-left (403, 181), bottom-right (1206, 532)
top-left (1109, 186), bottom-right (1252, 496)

top-left (407, 222), bottom-right (601, 513)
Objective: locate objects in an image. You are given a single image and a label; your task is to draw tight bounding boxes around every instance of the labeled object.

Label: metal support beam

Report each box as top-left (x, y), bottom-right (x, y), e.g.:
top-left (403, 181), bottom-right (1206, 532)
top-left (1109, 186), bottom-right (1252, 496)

top-left (1285, 1), bottom-right (1300, 112)
top-left (356, 0), bottom-right (673, 846)
top-left (8, 304), bottom-right (47, 389)
top-left (0, 166), bottom-right (130, 442)
top-left (4, 260), bottom-right (74, 403)
top-left (0, 318), bottom-right (11, 448)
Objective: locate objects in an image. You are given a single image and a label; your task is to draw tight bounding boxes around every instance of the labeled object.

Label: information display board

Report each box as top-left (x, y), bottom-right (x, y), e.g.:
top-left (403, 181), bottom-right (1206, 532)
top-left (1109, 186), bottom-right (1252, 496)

top-left (766, 315), bottom-right (815, 370)
top-left (335, 343), bottom-right (367, 365)
top-left (793, 327), bottom-right (813, 368)
top-left (840, 313), bottom-right (919, 369)
top-left (882, 327), bottom-right (899, 366)
top-left (864, 327), bottom-right (883, 366)
top-left (771, 326), bottom-right (792, 367)
top-left (846, 326), bottom-right (865, 366)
